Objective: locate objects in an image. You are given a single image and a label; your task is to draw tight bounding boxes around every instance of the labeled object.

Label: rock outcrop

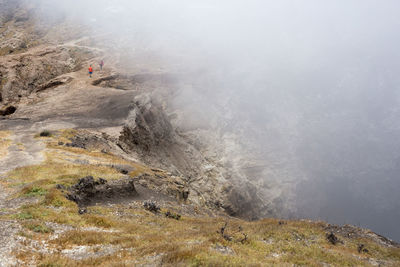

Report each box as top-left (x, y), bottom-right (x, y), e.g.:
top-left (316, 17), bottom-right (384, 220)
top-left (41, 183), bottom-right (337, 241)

top-left (0, 47), bottom-right (79, 105)
top-left (118, 93), bottom-right (271, 219)
top-left (119, 94), bottom-right (174, 151)
top-left (65, 176), bottom-right (137, 207)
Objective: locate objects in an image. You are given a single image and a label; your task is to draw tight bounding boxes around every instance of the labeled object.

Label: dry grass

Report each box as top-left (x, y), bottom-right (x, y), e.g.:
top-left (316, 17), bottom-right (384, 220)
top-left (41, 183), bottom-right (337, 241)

top-left (31, 211), bottom-right (400, 266)
top-left (7, 155), bottom-right (124, 187)
top-left (42, 129), bottom-right (152, 177)
top-left (4, 129), bottom-right (399, 266)
top-left (0, 130), bottom-right (12, 158)
top-left (12, 198), bottom-right (400, 266)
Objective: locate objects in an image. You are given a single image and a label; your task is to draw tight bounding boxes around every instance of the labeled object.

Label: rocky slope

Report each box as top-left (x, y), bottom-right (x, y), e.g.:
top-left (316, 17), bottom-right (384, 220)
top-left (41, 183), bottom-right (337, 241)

top-left (0, 1), bottom-right (399, 266)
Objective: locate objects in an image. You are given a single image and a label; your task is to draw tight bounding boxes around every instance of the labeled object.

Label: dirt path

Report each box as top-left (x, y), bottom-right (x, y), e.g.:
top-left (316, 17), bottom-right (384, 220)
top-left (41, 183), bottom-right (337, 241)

top-left (61, 36), bottom-right (105, 53)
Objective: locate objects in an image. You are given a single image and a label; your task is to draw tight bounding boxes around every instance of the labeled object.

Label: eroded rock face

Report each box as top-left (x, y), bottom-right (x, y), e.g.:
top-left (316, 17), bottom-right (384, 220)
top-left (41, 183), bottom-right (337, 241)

top-left (0, 47), bottom-right (78, 104)
top-left (119, 94), bottom-right (173, 151)
top-left (118, 94), bottom-right (271, 219)
top-left (0, 0), bottom-right (87, 107)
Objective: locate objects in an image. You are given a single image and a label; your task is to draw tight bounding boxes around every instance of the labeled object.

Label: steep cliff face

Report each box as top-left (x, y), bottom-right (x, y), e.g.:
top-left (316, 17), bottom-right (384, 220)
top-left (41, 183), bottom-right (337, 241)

top-left (119, 94), bottom-right (174, 152)
top-left (116, 93), bottom-right (273, 219)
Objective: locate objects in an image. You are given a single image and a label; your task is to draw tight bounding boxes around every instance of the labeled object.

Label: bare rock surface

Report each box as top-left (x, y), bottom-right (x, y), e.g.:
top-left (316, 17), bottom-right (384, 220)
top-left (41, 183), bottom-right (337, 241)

top-left (0, 128), bottom-right (45, 176)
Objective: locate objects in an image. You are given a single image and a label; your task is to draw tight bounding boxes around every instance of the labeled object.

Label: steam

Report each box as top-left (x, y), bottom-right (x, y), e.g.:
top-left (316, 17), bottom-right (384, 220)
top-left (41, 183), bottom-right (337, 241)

top-left (30, 0), bottom-right (400, 241)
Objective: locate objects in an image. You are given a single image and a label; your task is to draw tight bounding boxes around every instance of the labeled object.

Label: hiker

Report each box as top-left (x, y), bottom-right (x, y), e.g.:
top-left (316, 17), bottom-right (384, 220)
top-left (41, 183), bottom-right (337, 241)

top-left (99, 60), bottom-right (104, 70)
top-left (88, 65), bottom-right (93, 78)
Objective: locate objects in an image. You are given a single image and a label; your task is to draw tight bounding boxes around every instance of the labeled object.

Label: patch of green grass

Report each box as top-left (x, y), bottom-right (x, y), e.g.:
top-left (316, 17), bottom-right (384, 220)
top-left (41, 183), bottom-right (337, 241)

top-left (15, 211), bottom-right (34, 220)
top-left (24, 222), bottom-right (53, 233)
top-left (24, 187), bottom-right (48, 197)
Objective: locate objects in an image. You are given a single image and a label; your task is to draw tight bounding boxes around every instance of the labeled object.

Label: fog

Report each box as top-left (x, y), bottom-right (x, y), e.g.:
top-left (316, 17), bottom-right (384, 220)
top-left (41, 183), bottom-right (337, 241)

top-left (30, 0), bottom-right (400, 241)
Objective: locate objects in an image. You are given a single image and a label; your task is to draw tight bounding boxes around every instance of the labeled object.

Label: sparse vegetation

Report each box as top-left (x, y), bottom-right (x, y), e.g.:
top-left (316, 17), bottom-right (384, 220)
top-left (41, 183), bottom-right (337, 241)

top-left (15, 211), bottom-right (34, 220)
top-left (0, 130), bottom-right (11, 158)
top-left (24, 222), bottom-right (53, 233)
top-left (165, 210), bottom-right (181, 220)
top-left (23, 186), bottom-right (47, 197)
top-left (1, 128), bottom-right (398, 266)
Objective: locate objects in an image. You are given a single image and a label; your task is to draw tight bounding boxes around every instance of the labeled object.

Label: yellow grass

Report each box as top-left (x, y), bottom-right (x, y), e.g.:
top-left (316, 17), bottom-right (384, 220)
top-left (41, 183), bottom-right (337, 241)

top-left (4, 129), bottom-right (399, 266)
top-left (0, 131), bottom-right (12, 158)
top-left (14, 201), bottom-right (400, 267)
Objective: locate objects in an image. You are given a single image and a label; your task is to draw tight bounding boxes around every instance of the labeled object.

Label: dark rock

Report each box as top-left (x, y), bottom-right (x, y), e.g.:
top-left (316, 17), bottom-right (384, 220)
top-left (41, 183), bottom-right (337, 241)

top-left (66, 176), bottom-right (137, 206)
top-left (327, 232), bottom-right (340, 245)
top-left (358, 244), bottom-right (369, 253)
top-left (39, 130), bottom-right (52, 137)
top-left (0, 105), bottom-right (17, 116)
top-left (165, 211), bottom-right (181, 220)
top-left (56, 184), bottom-right (66, 190)
top-left (181, 190), bottom-right (189, 201)
top-left (143, 200), bottom-right (160, 213)
top-left (58, 141), bottom-right (64, 146)
top-left (98, 178), bottom-right (107, 185)
top-left (112, 164), bottom-right (135, 175)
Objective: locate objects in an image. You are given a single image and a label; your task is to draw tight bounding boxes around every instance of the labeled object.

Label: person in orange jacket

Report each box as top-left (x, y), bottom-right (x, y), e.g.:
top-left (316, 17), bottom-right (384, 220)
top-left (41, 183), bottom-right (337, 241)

top-left (88, 65), bottom-right (93, 78)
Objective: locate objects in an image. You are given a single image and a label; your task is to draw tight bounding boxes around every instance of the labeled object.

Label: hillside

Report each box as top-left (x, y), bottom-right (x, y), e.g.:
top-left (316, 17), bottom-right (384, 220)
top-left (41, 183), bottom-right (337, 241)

top-left (0, 1), bottom-right (400, 266)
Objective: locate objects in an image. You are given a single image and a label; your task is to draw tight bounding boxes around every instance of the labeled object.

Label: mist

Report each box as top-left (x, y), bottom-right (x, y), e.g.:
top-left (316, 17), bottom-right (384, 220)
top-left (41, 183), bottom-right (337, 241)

top-left (30, 0), bottom-right (400, 241)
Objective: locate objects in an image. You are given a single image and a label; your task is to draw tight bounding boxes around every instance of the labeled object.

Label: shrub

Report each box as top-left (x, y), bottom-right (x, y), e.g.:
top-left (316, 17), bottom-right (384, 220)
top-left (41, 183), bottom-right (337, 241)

top-left (39, 130), bottom-right (52, 137)
top-left (165, 211), bottom-right (181, 220)
top-left (143, 201), bottom-right (160, 213)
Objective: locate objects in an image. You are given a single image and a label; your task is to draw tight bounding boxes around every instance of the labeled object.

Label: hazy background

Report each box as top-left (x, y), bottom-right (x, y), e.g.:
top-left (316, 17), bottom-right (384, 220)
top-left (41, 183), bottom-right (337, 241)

top-left (31, 0), bottom-right (400, 241)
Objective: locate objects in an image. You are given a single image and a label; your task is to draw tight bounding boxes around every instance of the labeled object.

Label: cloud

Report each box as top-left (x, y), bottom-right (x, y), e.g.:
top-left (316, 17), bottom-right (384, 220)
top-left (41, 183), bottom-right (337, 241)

top-left (30, 0), bottom-right (400, 241)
